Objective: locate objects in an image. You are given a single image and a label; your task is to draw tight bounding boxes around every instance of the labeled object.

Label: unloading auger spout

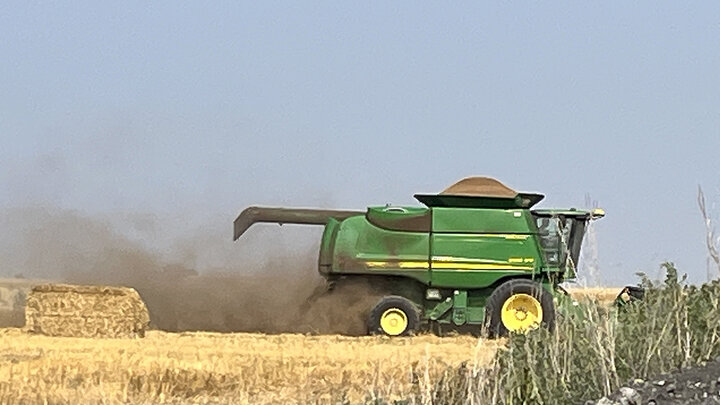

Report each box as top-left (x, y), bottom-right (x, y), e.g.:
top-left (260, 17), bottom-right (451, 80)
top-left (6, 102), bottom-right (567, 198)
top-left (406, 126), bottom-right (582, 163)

top-left (233, 206), bottom-right (363, 240)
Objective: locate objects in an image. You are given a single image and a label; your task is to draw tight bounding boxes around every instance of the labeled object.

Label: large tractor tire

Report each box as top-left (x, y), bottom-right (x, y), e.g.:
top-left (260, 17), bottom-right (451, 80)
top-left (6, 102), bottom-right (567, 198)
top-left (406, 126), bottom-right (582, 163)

top-left (368, 296), bottom-right (420, 336)
top-left (484, 279), bottom-right (555, 337)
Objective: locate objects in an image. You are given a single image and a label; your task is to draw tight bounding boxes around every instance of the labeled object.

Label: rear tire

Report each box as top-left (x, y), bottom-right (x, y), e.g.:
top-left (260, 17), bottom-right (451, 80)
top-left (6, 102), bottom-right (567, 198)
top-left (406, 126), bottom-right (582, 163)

top-left (484, 279), bottom-right (555, 338)
top-left (368, 296), bottom-right (420, 336)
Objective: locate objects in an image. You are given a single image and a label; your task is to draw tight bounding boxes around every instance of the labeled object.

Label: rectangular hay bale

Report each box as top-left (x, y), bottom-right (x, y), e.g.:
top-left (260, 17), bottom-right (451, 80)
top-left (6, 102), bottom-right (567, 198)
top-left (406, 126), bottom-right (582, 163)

top-left (25, 284), bottom-right (150, 338)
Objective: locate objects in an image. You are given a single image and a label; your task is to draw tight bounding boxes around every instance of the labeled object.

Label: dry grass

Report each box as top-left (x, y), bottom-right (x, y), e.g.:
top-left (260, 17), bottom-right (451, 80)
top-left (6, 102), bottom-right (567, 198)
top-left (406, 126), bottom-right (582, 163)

top-left (566, 286), bottom-right (622, 304)
top-left (0, 286), bottom-right (621, 404)
top-left (0, 328), bottom-right (502, 404)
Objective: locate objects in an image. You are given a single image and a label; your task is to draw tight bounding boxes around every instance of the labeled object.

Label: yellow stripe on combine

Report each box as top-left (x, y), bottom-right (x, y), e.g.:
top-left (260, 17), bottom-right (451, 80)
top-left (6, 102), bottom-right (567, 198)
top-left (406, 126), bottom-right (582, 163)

top-left (432, 256), bottom-right (507, 264)
top-left (432, 262), bottom-right (533, 271)
top-left (366, 261), bottom-right (429, 269)
top-left (509, 257), bottom-right (535, 263)
top-left (366, 260), bottom-right (534, 271)
top-left (435, 234), bottom-right (530, 240)
top-left (471, 234), bottom-right (531, 240)
top-left (503, 234), bottom-right (531, 240)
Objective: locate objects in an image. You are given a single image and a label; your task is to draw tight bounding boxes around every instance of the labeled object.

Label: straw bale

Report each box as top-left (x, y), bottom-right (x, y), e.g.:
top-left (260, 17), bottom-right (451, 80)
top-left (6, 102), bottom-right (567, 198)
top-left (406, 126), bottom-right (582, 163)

top-left (25, 284), bottom-right (150, 338)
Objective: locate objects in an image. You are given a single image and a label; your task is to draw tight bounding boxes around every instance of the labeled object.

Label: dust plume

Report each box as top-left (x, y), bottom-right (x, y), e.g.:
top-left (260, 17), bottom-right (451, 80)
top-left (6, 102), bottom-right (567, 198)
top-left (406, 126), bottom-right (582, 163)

top-left (0, 207), bottom-right (376, 335)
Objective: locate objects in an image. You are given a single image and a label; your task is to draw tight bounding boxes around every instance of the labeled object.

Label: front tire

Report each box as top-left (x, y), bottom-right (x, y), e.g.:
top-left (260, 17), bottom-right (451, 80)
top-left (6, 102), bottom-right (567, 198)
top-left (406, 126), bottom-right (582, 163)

top-left (368, 296), bottom-right (420, 336)
top-left (484, 279), bottom-right (555, 337)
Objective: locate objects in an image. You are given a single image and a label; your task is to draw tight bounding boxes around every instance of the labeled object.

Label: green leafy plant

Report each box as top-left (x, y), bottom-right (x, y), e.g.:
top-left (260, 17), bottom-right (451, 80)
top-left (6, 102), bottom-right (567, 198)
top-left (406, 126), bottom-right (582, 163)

top-left (426, 263), bottom-right (720, 404)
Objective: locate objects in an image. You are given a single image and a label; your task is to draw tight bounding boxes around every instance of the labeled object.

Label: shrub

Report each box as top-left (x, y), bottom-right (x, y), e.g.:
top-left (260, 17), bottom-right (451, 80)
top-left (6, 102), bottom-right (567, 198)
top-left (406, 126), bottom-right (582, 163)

top-left (429, 263), bottom-right (720, 404)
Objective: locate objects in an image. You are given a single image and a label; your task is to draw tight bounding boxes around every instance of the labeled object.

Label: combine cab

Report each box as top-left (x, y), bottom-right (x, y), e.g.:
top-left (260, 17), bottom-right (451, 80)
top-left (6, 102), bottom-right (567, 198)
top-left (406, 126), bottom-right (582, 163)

top-left (234, 177), bottom-right (605, 337)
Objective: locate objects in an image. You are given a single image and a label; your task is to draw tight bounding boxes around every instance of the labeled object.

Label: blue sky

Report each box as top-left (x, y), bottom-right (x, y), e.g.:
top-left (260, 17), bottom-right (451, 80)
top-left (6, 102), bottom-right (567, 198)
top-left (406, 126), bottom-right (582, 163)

top-left (1, 2), bottom-right (719, 285)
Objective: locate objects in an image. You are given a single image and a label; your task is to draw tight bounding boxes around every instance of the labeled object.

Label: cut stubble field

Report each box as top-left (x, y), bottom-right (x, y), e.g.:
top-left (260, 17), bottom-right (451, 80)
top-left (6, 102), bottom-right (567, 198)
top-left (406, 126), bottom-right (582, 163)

top-left (0, 287), bottom-right (619, 404)
top-left (0, 328), bottom-right (502, 405)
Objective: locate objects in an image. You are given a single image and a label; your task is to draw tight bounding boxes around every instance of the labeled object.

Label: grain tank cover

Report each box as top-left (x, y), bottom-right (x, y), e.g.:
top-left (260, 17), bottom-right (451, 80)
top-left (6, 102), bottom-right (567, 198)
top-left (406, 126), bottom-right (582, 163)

top-left (414, 177), bottom-right (544, 209)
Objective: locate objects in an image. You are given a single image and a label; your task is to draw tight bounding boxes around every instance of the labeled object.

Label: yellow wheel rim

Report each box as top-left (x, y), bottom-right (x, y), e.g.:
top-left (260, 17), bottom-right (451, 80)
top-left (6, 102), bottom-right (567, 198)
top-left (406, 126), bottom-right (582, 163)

top-left (380, 308), bottom-right (408, 336)
top-left (500, 293), bottom-right (543, 333)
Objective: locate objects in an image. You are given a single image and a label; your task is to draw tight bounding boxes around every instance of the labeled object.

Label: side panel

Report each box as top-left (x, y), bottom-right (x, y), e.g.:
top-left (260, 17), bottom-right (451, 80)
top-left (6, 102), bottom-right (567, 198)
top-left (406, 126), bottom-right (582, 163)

top-left (430, 208), bottom-right (541, 288)
top-left (432, 207), bottom-right (534, 234)
top-left (430, 234), bottom-right (539, 287)
top-left (331, 216), bottom-right (431, 284)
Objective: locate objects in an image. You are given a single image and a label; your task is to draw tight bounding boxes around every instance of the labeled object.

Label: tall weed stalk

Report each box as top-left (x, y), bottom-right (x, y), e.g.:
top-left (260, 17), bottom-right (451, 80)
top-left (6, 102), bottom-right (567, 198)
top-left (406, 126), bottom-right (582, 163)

top-left (428, 263), bottom-right (720, 405)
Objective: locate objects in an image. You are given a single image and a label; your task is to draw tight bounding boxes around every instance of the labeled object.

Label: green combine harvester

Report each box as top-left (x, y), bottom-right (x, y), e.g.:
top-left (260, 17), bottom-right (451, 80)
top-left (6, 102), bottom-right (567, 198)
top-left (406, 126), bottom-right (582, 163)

top-left (234, 177), bottom-right (605, 337)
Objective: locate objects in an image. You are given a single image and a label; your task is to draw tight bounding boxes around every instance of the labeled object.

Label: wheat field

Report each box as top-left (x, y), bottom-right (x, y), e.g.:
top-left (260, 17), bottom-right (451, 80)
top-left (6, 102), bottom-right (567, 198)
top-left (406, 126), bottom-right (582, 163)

top-left (565, 286), bottom-right (622, 304)
top-left (0, 327), bottom-right (502, 405)
top-left (0, 286), bottom-right (621, 404)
